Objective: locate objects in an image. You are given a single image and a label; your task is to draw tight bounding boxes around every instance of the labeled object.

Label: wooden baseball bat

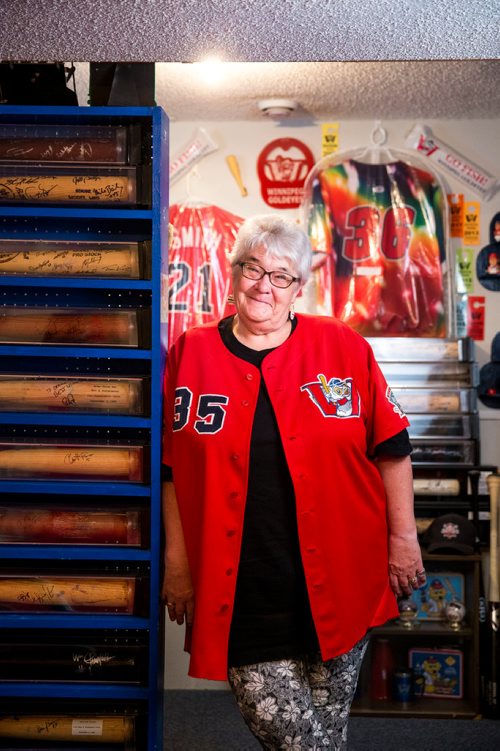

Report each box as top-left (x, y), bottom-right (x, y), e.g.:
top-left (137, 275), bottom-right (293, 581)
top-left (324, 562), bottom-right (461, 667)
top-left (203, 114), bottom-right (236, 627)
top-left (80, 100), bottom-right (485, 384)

top-left (486, 472), bottom-right (500, 716)
top-left (0, 310), bottom-right (137, 346)
top-left (0, 446), bottom-right (143, 482)
top-left (0, 136), bottom-right (125, 163)
top-left (0, 576), bottom-right (135, 612)
top-left (413, 478), bottom-right (460, 496)
top-left (0, 377), bottom-right (142, 413)
top-left (226, 155), bottom-right (248, 196)
top-left (0, 714), bottom-right (133, 742)
top-left (0, 173), bottom-right (135, 203)
top-left (0, 245), bottom-right (140, 277)
top-left (0, 508), bottom-right (141, 544)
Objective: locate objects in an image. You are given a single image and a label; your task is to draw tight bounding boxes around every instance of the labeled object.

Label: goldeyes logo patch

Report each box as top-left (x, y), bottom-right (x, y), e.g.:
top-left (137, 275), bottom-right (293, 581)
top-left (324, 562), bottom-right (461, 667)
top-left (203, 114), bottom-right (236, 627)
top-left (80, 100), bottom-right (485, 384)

top-left (300, 374), bottom-right (360, 418)
top-left (386, 386), bottom-right (406, 418)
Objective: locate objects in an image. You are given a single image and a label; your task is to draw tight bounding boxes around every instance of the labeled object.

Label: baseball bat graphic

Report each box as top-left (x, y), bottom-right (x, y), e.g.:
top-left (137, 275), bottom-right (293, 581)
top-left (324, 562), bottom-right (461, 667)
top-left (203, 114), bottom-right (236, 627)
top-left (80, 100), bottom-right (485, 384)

top-left (0, 246), bottom-right (140, 277)
top-left (0, 509), bottom-right (141, 544)
top-left (0, 576), bottom-right (135, 612)
top-left (0, 377), bottom-right (142, 413)
top-left (486, 472), bottom-right (500, 716)
top-left (0, 310), bottom-right (137, 346)
top-left (0, 174), bottom-right (134, 203)
top-left (0, 447), bottom-right (143, 482)
top-left (0, 715), bottom-right (133, 742)
top-left (226, 155), bottom-right (248, 196)
top-left (318, 373), bottom-right (331, 399)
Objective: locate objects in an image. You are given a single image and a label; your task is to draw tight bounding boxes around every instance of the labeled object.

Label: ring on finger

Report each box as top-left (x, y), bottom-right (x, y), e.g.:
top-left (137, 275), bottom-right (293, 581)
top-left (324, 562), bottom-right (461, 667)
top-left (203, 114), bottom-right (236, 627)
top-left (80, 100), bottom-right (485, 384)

top-left (408, 576), bottom-right (418, 587)
top-left (167, 601), bottom-right (175, 608)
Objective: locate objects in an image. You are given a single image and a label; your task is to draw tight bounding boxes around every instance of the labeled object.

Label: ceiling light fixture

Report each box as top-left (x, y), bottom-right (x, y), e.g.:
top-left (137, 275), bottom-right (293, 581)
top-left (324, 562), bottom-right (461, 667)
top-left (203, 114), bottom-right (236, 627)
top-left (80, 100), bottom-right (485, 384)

top-left (258, 98), bottom-right (298, 120)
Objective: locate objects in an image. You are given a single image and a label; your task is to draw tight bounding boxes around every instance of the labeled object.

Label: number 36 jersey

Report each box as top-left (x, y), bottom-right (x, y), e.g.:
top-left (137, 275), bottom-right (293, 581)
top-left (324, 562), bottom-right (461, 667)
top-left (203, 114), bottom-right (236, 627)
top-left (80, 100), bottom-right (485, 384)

top-left (168, 204), bottom-right (243, 347)
top-left (307, 159), bottom-right (447, 337)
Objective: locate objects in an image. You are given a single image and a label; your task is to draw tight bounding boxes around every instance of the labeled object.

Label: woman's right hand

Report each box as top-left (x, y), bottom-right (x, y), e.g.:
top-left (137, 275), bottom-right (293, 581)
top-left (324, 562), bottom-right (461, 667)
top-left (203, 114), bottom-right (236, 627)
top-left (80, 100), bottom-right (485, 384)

top-left (162, 560), bottom-right (194, 627)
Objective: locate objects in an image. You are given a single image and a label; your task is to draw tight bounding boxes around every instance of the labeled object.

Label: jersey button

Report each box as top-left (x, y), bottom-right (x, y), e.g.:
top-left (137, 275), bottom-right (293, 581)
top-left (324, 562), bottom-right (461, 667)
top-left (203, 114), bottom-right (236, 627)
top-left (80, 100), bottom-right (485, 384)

top-left (226, 529), bottom-right (236, 537)
top-left (241, 399), bottom-right (249, 407)
top-left (231, 453), bottom-right (240, 461)
top-left (220, 603), bottom-right (230, 613)
top-left (245, 373), bottom-right (253, 381)
top-left (225, 567), bottom-right (234, 576)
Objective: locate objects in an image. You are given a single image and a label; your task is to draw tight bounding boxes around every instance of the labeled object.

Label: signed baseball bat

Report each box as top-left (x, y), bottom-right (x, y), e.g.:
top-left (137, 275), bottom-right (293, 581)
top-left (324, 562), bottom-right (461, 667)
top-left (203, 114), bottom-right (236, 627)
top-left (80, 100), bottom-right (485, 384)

top-left (0, 173), bottom-right (135, 203)
top-left (0, 446), bottom-right (143, 482)
top-left (486, 472), bottom-right (500, 716)
top-left (0, 714), bottom-right (133, 742)
top-left (0, 508), bottom-right (141, 544)
top-left (413, 478), bottom-right (460, 496)
top-left (0, 377), bottom-right (142, 413)
top-left (0, 310), bottom-right (137, 345)
top-left (226, 154), bottom-right (248, 196)
top-left (0, 135), bottom-right (125, 163)
top-left (0, 245), bottom-right (140, 277)
top-left (0, 576), bottom-right (135, 612)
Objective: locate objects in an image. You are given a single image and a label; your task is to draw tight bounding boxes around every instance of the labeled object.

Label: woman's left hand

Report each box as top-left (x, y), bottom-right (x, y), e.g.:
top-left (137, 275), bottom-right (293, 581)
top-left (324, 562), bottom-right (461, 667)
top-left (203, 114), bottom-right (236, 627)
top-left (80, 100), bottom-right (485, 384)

top-left (388, 531), bottom-right (426, 598)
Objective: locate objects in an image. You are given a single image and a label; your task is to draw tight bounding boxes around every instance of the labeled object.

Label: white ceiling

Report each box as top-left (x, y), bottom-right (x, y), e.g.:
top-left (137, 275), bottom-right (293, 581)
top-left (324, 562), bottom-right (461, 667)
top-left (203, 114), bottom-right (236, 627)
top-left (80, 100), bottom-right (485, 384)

top-left (2, 0), bottom-right (500, 122)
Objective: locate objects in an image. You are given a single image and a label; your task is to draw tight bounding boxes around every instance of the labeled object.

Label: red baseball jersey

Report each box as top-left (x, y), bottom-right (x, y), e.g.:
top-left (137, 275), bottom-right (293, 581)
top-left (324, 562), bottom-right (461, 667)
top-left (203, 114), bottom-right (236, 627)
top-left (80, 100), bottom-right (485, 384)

top-left (167, 204), bottom-right (243, 347)
top-left (163, 314), bottom-right (408, 680)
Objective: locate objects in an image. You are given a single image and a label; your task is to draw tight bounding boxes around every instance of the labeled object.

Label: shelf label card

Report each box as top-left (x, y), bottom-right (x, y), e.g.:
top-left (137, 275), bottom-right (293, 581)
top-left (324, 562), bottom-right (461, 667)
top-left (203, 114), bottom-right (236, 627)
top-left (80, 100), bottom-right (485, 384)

top-left (456, 247), bottom-right (474, 292)
top-left (467, 295), bottom-right (485, 340)
top-left (463, 201), bottom-right (481, 245)
top-left (448, 193), bottom-right (464, 238)
top-left (321, 123), bottom-right (339, 158)
top-left (72, 719), bottom-right (104, 736)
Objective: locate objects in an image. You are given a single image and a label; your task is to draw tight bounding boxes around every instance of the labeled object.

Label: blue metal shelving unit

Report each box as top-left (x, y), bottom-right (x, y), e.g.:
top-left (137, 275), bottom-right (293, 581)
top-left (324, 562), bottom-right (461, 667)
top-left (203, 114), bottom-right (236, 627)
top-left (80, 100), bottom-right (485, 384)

top-left (0, 105), bottom-right (168, 750)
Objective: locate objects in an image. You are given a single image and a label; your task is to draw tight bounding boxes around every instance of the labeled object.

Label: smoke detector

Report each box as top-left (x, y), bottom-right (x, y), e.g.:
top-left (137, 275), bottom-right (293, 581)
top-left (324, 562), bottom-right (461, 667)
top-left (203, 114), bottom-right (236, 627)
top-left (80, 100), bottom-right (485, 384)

top-left (258, 98), bottom-right (298, 119)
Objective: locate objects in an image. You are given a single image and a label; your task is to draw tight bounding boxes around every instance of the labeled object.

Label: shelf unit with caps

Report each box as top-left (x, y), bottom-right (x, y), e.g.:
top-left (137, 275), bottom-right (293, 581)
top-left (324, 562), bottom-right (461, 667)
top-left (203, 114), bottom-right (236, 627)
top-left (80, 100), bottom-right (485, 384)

top-left (0, 105), bottom-right (169, 751)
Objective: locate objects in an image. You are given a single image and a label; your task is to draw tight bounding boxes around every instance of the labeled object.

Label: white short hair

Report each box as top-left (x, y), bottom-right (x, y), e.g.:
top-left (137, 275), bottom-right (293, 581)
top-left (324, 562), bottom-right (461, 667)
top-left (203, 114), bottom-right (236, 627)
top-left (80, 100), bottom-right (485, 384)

top-left (230, 214), bottom-right (312, 284)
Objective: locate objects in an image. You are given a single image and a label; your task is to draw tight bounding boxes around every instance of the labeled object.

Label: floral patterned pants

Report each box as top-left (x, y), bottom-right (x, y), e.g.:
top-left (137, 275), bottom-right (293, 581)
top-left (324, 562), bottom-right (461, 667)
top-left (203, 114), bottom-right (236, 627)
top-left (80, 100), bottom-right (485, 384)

top-left (227, 635), bottom-right (368, 751)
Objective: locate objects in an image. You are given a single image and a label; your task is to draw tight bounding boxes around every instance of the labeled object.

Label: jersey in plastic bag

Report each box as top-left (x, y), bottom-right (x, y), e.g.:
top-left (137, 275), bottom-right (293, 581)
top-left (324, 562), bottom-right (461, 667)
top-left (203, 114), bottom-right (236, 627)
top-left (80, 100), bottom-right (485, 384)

top-left (307, 159), bottom-right (446, 337)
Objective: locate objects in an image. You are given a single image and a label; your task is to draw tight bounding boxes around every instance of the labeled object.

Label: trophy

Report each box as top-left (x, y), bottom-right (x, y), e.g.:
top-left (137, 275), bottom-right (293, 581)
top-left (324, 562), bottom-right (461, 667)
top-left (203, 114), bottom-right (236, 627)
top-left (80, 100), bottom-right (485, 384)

top-left (445, 599), bottom-right (466, 630)
top-left (398, 597), bottom-right (419, 629)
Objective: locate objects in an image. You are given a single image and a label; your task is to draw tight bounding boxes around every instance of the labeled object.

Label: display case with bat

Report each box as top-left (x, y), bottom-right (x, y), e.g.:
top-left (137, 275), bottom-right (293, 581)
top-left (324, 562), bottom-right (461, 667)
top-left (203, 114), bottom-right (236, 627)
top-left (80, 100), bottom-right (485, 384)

top-left (0, 374), bottom-right (148, 415)
top-left (0, 307), bottom-right (147, 347)
top-left (0, 561), bottom-right (149, 615)
top-left (0, 239), bottom-right (151, 280)
top-left (367, 336), bottom-right (475, 363)
top-left (0, 441), bottom-right (146, 483)
top-left (0, 505), bottom-right (144, 546)
top-left (0, 164), bottom-right (152, 207)
top-left (0, 696), bottom-right (146, 749)
top-left (0, 121), bottom-right (144, 164)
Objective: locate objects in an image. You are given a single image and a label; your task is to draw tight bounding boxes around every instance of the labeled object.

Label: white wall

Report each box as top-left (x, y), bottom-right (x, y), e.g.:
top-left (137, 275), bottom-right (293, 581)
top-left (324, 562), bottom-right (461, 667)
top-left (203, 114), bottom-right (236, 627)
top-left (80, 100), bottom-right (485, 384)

top-left (165, 116), bottom-right (500, 689)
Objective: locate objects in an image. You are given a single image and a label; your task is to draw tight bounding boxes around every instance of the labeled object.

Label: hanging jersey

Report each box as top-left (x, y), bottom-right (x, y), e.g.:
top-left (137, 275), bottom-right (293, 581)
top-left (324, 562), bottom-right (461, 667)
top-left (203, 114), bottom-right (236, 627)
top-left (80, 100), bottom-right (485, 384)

top-left (167, 204), bottom-right (243, 347)
top-left (307, 159), bottom-right (446, 337)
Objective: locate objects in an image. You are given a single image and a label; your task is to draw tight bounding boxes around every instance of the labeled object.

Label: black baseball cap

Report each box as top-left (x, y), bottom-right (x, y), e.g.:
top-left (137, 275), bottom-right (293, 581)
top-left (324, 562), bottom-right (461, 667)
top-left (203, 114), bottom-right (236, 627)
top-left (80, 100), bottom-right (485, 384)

top-left (423, 513), bottom-right (475, 555)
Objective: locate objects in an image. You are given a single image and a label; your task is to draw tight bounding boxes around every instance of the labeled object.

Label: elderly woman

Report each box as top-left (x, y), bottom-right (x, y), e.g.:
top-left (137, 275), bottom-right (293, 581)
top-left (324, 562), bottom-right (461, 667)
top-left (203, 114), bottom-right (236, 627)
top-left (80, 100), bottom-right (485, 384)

top-left (162, 214), bottom-right (424, 749)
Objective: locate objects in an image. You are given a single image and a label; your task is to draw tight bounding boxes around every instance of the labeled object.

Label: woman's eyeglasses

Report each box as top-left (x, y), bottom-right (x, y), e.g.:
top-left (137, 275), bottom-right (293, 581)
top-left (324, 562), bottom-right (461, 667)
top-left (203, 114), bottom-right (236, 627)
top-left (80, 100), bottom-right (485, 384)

top-left (239, 262), bottom-right (299, 289)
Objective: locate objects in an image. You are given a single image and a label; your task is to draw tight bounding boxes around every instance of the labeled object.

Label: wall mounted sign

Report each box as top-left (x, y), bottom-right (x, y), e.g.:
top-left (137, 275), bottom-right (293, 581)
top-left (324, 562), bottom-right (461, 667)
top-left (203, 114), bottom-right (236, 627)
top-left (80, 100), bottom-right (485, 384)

top-left (257, 137), bottom-right (315, 210)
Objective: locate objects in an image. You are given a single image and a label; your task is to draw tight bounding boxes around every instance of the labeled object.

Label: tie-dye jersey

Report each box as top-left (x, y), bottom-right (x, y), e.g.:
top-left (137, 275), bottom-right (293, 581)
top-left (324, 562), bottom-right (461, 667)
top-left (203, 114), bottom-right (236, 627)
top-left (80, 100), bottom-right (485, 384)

top-left (307, 159), bottom-right (446, 337)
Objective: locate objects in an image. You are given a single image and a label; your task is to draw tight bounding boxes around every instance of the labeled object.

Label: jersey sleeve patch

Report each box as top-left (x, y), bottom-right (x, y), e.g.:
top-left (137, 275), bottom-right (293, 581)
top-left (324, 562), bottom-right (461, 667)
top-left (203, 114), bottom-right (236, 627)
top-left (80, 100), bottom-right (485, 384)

top-left (386, 386), bottom-right (406, 418)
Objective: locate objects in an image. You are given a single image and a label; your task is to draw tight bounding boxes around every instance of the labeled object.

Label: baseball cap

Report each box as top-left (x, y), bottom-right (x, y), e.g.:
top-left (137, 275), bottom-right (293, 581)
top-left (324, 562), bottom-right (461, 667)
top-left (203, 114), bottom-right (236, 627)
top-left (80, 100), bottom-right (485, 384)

top-left (423, 513), bottom-right (475, 555)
